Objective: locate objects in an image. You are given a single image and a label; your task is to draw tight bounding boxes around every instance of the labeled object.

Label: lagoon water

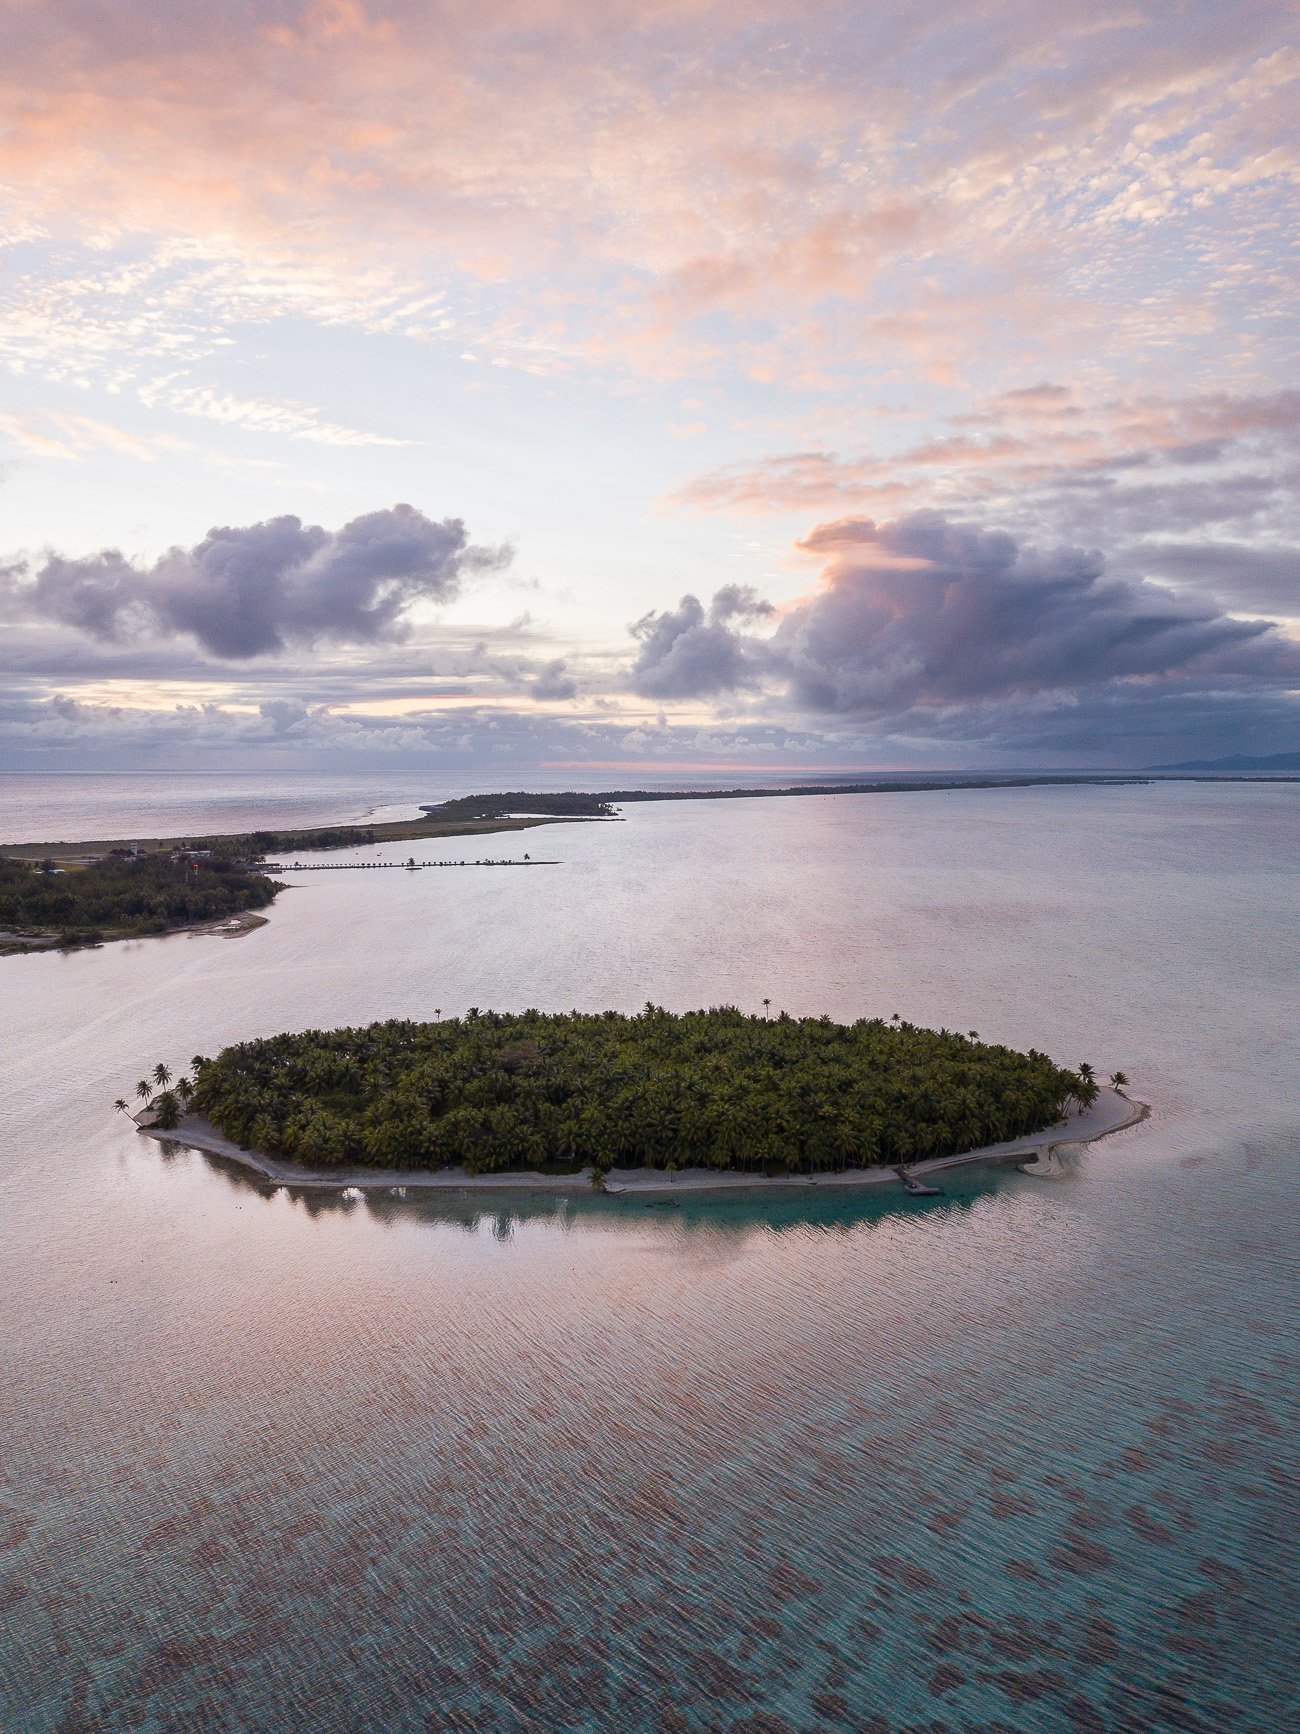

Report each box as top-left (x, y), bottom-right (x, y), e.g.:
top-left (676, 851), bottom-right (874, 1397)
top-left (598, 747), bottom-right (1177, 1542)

top-left (1, 780), bottom-right (1297, 1731)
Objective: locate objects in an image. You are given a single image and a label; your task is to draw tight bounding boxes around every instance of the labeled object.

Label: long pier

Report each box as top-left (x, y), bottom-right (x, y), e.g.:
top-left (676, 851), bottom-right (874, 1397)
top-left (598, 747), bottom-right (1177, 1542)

top-left (267, 859), bottom-right (559, 872)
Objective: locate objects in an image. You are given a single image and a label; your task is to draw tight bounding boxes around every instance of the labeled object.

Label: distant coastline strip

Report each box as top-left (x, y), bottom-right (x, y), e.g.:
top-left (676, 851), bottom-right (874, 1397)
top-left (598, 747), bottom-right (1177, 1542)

top-left (418, 777), bottom-right (1153, 823)
top-left (416, 770), bottom-right (1298, 825)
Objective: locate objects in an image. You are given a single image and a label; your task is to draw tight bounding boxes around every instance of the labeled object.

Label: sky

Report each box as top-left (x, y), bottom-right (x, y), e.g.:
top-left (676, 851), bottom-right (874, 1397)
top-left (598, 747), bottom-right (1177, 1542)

top-left (0, 0), bottom-right (1297, 775)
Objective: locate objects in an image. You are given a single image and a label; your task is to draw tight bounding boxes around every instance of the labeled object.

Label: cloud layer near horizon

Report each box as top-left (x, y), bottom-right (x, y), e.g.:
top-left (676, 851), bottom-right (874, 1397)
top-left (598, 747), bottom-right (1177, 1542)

top-left (3, 503), bottom-right (1296, 771)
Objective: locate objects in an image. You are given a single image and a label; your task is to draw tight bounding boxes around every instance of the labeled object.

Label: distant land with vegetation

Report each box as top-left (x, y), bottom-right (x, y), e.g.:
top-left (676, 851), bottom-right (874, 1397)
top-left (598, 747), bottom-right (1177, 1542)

top-left (0, 852), bottom-right (282, 951)
top-left (420, 764), bottom-right (1297, 825)
top-left (0, 799), bottom-right (591, 952)
top-left (1, 812), bottom-right (570, 865)
top-left (137, 1007), bottom-right (1102, 1183)
top-left (420, 775), bottom-right (1153, 823)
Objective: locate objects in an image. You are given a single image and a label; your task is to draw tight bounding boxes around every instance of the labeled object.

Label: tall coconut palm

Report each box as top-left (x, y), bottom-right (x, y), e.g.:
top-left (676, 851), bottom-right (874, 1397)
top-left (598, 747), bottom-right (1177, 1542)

top-left (136, 1079), bottom-right (152, 1104)
top-left (114, 1098), bottom-right (129, 1114)
top-left (152, 1063), bottom-right (172, 1089)
top-left (152, 1091), bottom-right (181, 1131)
top-left (1110, 1070), bottom-right (1129, 1091)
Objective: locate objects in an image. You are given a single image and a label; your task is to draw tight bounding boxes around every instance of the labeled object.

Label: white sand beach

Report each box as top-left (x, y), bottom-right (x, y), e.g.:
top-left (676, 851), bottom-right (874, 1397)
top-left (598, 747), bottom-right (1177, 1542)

top-left (138, 1088), bottom-right (1147, 1196)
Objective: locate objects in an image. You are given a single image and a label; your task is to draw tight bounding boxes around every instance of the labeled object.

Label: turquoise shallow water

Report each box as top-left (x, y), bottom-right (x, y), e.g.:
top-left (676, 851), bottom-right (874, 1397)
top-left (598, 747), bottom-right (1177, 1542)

top-left (1, 781), bottom-right (1297, 1730)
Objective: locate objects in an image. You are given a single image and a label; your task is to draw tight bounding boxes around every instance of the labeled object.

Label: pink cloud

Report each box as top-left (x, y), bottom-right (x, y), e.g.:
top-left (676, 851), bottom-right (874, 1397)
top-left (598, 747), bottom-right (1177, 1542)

top-left (667, 386), bottom-right (1300, 520)
top-left (0, 0), bottom-right (1292, 395)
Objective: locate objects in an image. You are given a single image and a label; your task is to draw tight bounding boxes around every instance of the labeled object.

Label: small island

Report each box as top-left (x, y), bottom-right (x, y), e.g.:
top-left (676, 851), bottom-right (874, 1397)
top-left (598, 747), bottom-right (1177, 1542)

top-left (125, 1007), bottom-right (1134, 1193)
top-left (0, 851), bottom-right (283, 952)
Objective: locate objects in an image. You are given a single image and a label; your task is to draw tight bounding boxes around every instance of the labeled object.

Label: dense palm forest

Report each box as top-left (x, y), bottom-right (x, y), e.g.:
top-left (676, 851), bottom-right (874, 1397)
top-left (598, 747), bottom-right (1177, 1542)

top-left (0, 853), bottom-right (281, 946)
top-left (186, 1007), bottom-right (1096, 1177)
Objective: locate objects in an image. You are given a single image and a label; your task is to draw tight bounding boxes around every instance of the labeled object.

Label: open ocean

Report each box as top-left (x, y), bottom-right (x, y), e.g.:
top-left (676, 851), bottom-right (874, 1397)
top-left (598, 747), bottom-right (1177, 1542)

top-left (0, 770), bottom-right (487, 844)
top-left (1, 778), bottom-right (1296, 1731)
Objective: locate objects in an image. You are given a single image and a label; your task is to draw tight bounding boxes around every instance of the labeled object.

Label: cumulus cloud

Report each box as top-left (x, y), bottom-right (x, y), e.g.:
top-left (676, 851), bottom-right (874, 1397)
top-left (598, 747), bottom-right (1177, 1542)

top-left (773, 512), bottom-right (1296, 715)
top-left (629, 585), bottom-right (773, 699)
top-left (0, 504), bottom-right (510, 658)
top-left (623, 511), bottom-right (1300, 739)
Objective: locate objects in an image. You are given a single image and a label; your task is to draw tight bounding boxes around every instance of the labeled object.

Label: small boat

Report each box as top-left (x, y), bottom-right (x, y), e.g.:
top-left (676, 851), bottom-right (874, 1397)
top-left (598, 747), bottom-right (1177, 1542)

top-left (898, 1169), bottom-right (944, 1197)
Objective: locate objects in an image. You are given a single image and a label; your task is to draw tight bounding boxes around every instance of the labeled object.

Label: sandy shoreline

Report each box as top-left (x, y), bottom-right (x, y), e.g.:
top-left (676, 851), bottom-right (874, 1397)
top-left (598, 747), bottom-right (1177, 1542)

top-left (2, 909), bottom-right (271, 955)
top-left (137, 1089), bottom-right (1148, 1196)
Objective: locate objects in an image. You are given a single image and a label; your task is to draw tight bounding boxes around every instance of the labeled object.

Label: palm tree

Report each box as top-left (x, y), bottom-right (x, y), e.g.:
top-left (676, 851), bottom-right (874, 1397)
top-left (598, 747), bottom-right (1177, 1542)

top-left (762, 997), bottom-right (771, 1018)
top-left (136, 1079), bottom-right (153, 1105)
top-left (152, 1063), bottom-right (172, 1089)
top-left (1079, 1062), bottom-right (1095, 1082)
top-left (832, 1118), bottom-right (862, 1170)
top-left (1110, 1070), bottom-right (1129, 1091)
top-left (152, 1091), bottom-right (181, 1131)
top-left (114, 1098), bottom-right (129, 1114)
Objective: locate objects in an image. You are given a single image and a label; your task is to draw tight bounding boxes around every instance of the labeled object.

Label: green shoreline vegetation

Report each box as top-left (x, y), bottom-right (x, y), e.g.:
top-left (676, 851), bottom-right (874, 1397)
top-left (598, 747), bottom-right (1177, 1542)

top-left (0, 814), bottom-right (570, 949)
top-left (137, 1008), bottom-right (1100, 1182)
top-left (0, 852), bottom-right (283, 951)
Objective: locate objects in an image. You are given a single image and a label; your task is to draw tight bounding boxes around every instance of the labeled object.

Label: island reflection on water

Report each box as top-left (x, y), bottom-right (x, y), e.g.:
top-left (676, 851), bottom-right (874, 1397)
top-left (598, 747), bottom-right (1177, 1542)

top-left (155, 1132), bottom-right (1012, 1238)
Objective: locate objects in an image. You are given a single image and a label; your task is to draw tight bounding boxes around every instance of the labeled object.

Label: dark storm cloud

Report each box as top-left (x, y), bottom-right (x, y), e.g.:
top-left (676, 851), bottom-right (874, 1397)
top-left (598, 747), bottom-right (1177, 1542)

top-left (629, 584), bottom-right (773, 699)
top-left (0, 505), bottom-right (511, 657)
